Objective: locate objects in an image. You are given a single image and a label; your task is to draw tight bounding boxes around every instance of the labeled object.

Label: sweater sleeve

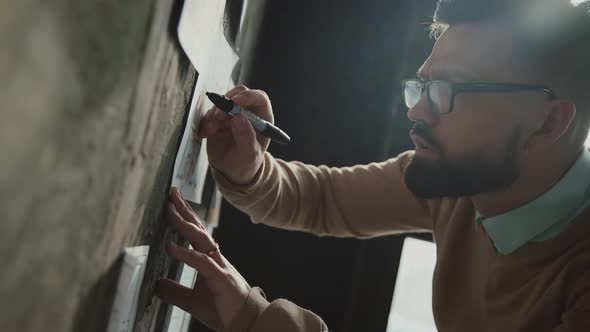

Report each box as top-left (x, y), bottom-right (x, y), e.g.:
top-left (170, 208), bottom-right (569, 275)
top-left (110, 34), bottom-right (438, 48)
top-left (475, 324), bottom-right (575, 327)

top-left (213, 151), bottom-right (435, 238)
top-left (227, 287), bottom-right (328, 332)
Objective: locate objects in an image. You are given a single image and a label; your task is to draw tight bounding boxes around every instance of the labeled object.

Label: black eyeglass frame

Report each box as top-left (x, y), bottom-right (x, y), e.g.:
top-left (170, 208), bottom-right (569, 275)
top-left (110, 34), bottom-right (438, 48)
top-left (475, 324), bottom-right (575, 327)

top-left (402, 79), bottom-right (557, 114)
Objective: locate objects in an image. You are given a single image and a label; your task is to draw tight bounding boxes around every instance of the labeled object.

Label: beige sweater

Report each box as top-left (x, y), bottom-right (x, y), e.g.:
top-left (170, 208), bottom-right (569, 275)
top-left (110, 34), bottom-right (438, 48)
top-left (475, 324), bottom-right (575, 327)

top-left (216, 152), bottom-right (590, 332)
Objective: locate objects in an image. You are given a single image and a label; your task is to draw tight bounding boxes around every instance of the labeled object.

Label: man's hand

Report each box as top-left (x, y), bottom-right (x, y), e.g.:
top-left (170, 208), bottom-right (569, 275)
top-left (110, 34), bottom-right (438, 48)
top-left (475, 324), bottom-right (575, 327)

top-left (157, 187), bottom-right (251, 331)
top-left (198, 85), bottom-right (274, 185)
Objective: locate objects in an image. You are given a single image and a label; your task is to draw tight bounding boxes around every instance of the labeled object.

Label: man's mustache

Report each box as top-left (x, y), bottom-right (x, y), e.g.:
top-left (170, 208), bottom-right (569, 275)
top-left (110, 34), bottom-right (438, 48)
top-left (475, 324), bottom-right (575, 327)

top-left (410, 123), bottom-right (442, 151)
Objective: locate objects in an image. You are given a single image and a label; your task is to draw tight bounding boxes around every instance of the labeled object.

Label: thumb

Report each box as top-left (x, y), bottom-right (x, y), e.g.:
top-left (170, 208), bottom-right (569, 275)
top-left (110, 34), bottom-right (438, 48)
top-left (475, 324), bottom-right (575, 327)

top-left (230, 115), bottom-right (257, 151)
top-left (156, 278), bottom-right (221, 330)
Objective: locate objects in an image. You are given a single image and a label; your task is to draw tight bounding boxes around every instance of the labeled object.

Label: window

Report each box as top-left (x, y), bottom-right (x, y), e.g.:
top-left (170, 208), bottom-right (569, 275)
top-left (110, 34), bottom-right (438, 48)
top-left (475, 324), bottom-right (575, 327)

top-left (386, 237), bottom-right (437, 332)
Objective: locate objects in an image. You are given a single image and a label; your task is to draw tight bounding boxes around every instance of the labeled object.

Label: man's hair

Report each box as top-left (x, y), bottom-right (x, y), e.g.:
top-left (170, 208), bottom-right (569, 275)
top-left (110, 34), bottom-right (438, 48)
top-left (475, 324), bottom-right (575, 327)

top-left (431, 0), bottom-right (590, 37)
top-left (430, 0), bottom-right (590, 137)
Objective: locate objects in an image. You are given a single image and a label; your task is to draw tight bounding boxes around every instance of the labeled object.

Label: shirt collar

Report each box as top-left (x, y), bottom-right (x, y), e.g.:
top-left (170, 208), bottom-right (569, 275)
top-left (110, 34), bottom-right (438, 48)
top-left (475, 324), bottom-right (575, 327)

top-left (476, 148), bottom-right (590, 255)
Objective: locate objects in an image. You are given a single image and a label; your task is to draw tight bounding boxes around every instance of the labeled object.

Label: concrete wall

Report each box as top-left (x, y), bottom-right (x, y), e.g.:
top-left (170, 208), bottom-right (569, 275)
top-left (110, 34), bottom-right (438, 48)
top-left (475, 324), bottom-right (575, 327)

top-left (0, 0), bottom-right (197, 331)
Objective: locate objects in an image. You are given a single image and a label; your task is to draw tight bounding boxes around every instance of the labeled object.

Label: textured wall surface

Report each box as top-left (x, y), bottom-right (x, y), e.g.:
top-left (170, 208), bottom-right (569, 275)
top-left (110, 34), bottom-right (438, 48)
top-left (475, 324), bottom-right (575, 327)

top-left (0, 0), bottom-right (197, 331)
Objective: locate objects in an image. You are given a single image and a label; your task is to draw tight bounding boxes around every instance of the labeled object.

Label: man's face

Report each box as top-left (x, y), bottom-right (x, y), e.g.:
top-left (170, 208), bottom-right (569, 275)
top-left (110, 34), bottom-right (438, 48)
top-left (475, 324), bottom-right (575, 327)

top-left (404, 24), bottom-right (548, 199)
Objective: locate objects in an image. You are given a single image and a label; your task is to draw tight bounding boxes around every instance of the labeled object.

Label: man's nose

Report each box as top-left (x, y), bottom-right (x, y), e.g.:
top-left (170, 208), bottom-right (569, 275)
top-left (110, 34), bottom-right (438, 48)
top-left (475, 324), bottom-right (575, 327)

top-left (406, 95), bottom-right (439, 127)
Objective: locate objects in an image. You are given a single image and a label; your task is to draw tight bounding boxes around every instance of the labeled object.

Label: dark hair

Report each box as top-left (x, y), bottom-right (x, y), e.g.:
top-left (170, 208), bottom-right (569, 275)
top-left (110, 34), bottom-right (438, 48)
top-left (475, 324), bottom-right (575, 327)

top-left (430, 0), bottom-right (590, 131)
top-left (431, 0), bottom-right (590, 37)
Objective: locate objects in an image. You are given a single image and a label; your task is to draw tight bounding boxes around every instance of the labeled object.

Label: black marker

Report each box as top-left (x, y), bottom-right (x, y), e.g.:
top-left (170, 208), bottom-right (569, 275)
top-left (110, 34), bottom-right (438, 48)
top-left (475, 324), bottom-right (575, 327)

top-left (206, 92), bottom-right (291, 145)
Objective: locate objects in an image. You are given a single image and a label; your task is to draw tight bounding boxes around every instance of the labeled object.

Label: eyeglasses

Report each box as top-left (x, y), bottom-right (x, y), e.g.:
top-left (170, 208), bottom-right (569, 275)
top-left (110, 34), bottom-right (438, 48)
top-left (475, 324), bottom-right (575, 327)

top-left (402, 79), bottom-right (557, 114)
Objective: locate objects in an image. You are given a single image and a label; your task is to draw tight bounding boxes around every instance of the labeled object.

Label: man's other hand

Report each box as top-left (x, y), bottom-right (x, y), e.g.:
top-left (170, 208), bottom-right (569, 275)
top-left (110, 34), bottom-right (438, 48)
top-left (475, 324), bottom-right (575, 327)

top-left (157, 187), bottom-right (251, 331)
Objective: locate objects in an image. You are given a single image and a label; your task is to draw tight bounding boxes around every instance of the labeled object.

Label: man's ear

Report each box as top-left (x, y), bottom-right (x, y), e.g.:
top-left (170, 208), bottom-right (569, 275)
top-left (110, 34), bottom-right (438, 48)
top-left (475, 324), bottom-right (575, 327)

top-left (525, 99), bottom-right (576, 153)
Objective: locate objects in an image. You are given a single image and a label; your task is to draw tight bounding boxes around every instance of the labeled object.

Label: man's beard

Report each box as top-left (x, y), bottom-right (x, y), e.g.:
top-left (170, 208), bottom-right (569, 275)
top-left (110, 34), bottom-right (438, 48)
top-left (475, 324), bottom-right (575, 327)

top-left (404, 129), bottom-right (521, 199)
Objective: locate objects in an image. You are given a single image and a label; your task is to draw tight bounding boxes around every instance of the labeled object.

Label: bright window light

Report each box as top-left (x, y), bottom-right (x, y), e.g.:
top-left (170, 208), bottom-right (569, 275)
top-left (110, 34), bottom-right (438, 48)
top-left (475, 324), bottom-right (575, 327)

top-left (571, 0), bottom-right (585, 5)
top-left (386, 237), bottom-right (437, 332)
top-left (586, 130), bottom-right (590, 147)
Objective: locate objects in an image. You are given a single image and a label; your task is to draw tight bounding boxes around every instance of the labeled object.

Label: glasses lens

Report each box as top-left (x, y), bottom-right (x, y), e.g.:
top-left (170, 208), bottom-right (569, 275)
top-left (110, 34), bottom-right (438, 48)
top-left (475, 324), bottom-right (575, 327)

top-left (404, 80), bottom-right (423, 108)
top-left (428, 81), bottom-right (452, 114)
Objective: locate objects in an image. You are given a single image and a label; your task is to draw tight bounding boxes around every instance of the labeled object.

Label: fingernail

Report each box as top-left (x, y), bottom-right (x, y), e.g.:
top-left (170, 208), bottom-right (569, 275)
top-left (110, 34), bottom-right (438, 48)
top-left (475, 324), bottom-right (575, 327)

top-left (171, 187), bottom-right (182, 200)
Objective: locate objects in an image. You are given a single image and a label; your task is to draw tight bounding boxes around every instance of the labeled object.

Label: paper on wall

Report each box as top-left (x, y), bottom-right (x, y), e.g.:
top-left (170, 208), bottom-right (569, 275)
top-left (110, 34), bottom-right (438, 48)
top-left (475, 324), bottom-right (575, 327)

top-left (172, 0), bottom-right (239, 203)
top-left (106, 246), bottom-right (150, 332)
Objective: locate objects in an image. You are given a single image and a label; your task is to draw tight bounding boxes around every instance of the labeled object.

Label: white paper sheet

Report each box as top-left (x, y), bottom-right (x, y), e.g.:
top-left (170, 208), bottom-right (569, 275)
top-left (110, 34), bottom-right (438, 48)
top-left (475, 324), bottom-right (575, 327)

top-left (107, 246), bottom-right (150, 332)
top-left (172, 0), bottom-right (239, 203)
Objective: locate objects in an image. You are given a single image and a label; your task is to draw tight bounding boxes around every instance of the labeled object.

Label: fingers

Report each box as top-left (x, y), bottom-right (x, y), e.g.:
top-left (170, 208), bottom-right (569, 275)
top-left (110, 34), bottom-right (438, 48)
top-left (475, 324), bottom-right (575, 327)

top-left (165, 202), bottom-right (211, 250)
top-left (165, 194), bottom-right (224, 264)
top-left (157, 278), bottom-right (195, 313)
top-left (156, 278), bottom-right (220, 330)
top-left (225, 84), bottom-right (248, 98)
top-left (212, 85), bottom-right (249, 124)
top-left (198, 108), bottom-right (230, 138)
top-left (166, 242), bottom-right (223, 278)
top-left (232, 90), bottom-right (274, 123)
top-left (212, 107), bottom-right (230, 121)
top-left (229, 116), bottom-right (258, 154)
top-left (169, 187), bottom-right (204, 229)
top-left (197, 85), bottom-right (249, 138)
top-left (156, 279), bottom-right (221, 331)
